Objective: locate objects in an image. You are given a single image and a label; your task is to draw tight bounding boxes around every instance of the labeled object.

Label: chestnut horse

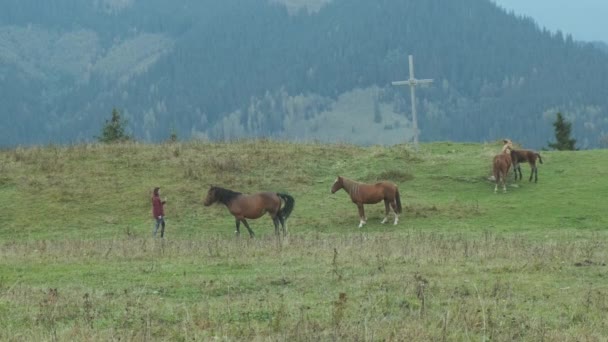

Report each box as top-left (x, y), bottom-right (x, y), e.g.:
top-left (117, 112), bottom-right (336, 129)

top-left (331, 176), bottom-right (402, 228)
top-left (493, 145), bottom-right (512, 193)
top-left (203, 186), bottom-right (295, 237)
top-left (502, 139), bottom-right (543, 182)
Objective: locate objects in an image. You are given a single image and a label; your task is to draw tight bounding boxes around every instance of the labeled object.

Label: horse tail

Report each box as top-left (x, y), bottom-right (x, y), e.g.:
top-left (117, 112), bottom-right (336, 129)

top-left (395, 188), bottom-right (403, 214)
top-left (536, 153), bottom-right (543, 164)
top-left (277, 193), bottom-right (295, 220)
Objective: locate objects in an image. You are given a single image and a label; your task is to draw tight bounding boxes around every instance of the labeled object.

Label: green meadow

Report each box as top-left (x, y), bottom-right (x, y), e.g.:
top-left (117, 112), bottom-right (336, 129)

top-left (1, 140), bottom-right (607, 341)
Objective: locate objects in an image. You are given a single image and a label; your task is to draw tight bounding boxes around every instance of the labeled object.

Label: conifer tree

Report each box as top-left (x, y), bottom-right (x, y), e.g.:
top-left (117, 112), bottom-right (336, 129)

top-left (548, 112), bottom-right (576, 150)
top-left (97, 108), bottom-right (131, 143)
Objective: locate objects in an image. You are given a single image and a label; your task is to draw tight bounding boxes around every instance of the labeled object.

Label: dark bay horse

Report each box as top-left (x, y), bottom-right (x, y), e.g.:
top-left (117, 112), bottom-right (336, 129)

top-left (203, 186), bottom-right (295, 237)
top-left (493, 145), bottom-right (512, 193)
top-left (331, 176), bottom-right (402, 228)
top-left (502, 140), bottom-right (543, 182)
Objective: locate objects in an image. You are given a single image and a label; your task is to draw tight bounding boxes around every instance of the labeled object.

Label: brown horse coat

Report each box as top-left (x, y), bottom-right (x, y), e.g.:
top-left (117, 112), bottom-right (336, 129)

top-left (510, 149), bottom-right (543, 182)
top-left (502, 139), bottom-right (543, 182)
top-left (493, 147), bottom-right (512, 193)
top-left (331, 176), bottom-right (402, 228)
top-left (203, 186), bottom-right (295, 237)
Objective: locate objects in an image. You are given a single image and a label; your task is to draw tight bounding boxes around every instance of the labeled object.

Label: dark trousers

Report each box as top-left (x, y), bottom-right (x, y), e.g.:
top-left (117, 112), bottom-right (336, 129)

top-left (153, 216), bottom-right (165, 238)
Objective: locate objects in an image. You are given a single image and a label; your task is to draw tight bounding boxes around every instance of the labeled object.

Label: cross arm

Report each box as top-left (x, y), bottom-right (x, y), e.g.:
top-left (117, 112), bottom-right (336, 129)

top-left (391, 78), bottom-right (434, 86)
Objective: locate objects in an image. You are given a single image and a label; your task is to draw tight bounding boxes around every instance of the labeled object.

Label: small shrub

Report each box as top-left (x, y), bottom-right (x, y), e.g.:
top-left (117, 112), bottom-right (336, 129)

top-left (96, 108), bottom-right (132, 143)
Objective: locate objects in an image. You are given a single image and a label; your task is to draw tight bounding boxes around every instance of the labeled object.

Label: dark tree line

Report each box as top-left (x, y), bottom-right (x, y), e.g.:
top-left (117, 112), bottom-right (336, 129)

top-left (1, 0), bottom-right (607, 148)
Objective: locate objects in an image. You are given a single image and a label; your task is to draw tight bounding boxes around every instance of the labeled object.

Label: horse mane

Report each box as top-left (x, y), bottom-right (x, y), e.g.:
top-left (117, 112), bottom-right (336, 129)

top-left (211, 186), bottom-right (242, 205)
top-left (340, 177), bottom-right (363, 193)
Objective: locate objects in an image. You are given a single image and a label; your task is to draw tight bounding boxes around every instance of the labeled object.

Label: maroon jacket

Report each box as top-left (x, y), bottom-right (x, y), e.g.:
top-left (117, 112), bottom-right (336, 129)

top-left (152, 188), bottom-right (165, 218)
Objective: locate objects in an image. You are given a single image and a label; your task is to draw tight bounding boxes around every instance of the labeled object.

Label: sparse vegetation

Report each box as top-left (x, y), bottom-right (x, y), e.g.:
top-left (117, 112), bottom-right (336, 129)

top-left (1, 140), bottom-right (607, 340)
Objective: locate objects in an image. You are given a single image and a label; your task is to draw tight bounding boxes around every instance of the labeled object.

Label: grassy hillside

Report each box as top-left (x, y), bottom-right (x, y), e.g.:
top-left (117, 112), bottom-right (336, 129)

top-left (1, 141), bottom-right (607, 340)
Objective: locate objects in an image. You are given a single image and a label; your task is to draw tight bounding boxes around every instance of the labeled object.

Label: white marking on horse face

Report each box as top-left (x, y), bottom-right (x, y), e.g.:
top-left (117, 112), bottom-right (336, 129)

top-left (331, 178), bottom-right (340, 193)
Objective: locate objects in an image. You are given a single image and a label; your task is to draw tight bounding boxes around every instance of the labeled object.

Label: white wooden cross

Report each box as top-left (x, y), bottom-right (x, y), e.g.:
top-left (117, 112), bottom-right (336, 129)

top-left (392, 55), bottom-right (433, 149)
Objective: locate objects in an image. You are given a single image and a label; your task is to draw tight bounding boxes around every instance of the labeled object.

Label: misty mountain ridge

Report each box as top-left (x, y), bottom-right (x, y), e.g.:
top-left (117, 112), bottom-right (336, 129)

top-left (593, 41), bottom-right (608, 54)
top-left (1, 0), bottom-right (607, 148)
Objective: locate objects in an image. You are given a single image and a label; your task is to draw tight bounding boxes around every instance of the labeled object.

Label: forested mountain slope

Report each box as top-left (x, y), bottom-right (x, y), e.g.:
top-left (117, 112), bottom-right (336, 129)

top-left (1, 0), bottom-right (607, 148)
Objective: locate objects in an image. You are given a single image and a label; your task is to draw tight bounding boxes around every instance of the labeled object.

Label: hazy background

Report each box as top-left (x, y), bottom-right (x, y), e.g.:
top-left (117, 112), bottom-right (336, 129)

top-left (492, 0), bottom-right (607, 43)
top-left (1, 0), bottom-right (607, 148)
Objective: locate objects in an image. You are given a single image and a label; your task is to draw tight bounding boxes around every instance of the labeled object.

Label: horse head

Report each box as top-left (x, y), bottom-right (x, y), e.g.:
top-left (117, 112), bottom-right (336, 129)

top-left (203, 186), bottom-right (218, 206)
top-left (331, 176), bottom-right (343, 194)
top-left (502, 139), bottom-right (513, 153)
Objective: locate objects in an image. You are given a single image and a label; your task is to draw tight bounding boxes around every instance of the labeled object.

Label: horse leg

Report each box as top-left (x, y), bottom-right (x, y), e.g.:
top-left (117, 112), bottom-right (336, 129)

top-left (531, 162), bottom-right (538, 182)
top-left (272, 216), bottom-right (280, 236)
top-left (278, 214), bottom-right (287, 236)
top-left (235, 219), bottom-right (241, 237)
top-left (502, 171), bottom-right (507, 192)
top-left (242, 219), bottom-right (255, 238)
top-left (389, 201), bottom-right (399, 225)
top-left (381, 200), bottom-right (390, 224)
top-left (357, 204), bottom-right (366, 228)
top-left (517, 165), bottom-right (523, 180)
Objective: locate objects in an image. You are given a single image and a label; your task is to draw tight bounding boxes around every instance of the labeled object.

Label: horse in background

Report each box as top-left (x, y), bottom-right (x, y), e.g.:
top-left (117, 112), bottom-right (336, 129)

top-left (331, 176), bottom-right (402, 228)
top-left (203, 186), bottom-right (295, 238)
top-left (502, 139), bottom-right (543, 182)
top-left (493, 145), bottom-right (513, 193)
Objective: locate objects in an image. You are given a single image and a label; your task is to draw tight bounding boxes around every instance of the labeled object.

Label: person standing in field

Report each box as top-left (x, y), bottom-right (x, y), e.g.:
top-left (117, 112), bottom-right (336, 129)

top-left (152, 187), bottom-right (167, 238)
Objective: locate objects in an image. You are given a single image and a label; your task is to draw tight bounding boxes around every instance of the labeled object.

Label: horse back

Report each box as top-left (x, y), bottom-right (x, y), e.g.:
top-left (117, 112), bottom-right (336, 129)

top-left (254, 192), bottom-right (281, 206)
top-left (510, 150), bottom-right (525, 163)
top-left (231, 192), bottom-right (280, 218)
top-left (377, 181), bottom-right (397, 193)
top-left (347, 182), bottom-right (382, 203)
top-left (513, 149), bottom-right (539, 164)
top-left (373, 181), bottom-right (398, 200)
top-left (493, 154), bottom-right (511, 170)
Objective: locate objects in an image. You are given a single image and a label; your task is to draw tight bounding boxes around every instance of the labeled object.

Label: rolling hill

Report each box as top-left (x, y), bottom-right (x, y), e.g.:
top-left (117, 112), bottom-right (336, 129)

top-left (1, 0), bottom-right (608, 149)
top-left (1, 141), bottom-right (607, 339)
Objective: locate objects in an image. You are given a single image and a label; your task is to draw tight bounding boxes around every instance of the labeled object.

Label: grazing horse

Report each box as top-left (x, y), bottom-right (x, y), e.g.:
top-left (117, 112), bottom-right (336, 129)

top-left (493, 145), bottom-right (512, 193)
top-left (203, 186), bottom-right (295, 238)
top-left (502, 139), bottom-right (543, 182)
top-left (331, 176), bottom-right (402, 228)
